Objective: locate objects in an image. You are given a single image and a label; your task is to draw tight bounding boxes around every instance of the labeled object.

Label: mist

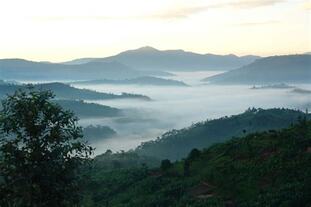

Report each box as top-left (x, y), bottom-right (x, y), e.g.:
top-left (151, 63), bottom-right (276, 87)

top-left (71, 71), bottom-right (311, 155)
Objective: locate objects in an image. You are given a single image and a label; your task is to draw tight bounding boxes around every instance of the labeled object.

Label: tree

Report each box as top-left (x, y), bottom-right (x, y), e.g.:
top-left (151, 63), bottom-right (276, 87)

top-left (0, 88), bottom-right (93, 207)
top-left (161, 159), bottom-right (172, 171)
top-left (188, 148), bottom-right (201, 161)
top-left (183, 159), bottom-right (190, 176)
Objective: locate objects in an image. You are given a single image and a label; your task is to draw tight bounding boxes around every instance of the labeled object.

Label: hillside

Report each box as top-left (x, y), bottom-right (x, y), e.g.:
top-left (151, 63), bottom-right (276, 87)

top-left (83, 119), bottom-right (311, 207)
top-left (0, 82), bottom-right (151, 101)
top-left (54, 100), bottom-right (121, 118)
top-left (66, 46), bottom-right (260, 71)
top-left (91, 151), bottom-right (160, 172)
top-left (83, 125), bottom-right (117, 142)
top-left (135, 108), bottom-right (309, 160)
top-left (203, 55), bottom-right (311, 84)
top-left (73, 76), bottom-right (188, 86)
top-left (0, 59), bottom-right (170, 81)
top-left (0, 85), bottom-right (124, 122)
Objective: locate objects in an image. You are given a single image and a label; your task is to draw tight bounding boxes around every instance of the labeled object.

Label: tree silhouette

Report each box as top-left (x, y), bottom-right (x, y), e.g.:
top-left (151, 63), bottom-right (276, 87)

top-left (0, 88), bottom-right (93, 207)
top-left (160, 159), bottom-right (172, 171)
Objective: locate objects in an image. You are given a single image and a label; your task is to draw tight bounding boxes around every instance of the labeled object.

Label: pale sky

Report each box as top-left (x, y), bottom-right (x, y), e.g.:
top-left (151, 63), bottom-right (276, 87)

top-left (0, 0), bottom-right (310, 62)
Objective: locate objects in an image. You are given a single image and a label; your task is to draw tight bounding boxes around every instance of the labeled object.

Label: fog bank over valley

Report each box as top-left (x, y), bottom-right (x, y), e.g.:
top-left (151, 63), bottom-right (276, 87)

top-left (1, 53), bottom-right (310, 155)
top-left (72, 71), bottom-right (311, 154)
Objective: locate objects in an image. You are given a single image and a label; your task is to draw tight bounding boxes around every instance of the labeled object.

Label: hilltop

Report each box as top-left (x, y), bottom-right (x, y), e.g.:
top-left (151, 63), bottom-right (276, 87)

top-left (204, 55), bottom-right (311, 84)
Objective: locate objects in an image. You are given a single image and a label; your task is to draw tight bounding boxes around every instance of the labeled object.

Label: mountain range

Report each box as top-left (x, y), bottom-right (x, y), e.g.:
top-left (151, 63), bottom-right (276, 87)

top-left (64, 46), bottom-right (260, 71)
top-left (2, 48), bottom-right (309, 84)
top-left (0, 58), bottom-right (170, 81)
top-left (204, 54), bottom-right (311, 84)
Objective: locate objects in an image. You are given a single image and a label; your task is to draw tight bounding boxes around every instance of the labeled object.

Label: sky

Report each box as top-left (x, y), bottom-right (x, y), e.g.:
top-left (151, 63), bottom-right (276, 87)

top-left (0, 0), bottom-right (310, 62)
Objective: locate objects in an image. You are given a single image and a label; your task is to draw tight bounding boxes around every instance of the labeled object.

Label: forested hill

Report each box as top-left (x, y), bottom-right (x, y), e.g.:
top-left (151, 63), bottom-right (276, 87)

top-left (83, 119), bottom-right (311, 207)
top-left (204, 54), bottom-right (311, 84)
top-left (0, 58), bottom-right (170, 80)
top-left (53, 100), bottom-right (121, 118)
top-left (0, 82), bottom-right (151, 101)
top-left (72, 76), bottom-right (188, 86)
top-left (135, 108), bottom-right (309, 160)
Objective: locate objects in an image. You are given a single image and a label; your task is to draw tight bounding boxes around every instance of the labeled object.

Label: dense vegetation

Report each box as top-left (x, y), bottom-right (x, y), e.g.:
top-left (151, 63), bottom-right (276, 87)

top-left (91, 150), bottom-right (160, 172)
top-left (83, 118), bottom-right (311, 207)
top-left (83, 125), bottom-right (117, 142)
top-left (204, 55), bottom-right (311, 84)
top-left (0, 82), bottom-right (151, 100)
top-left (135, 108), bottom-right (309, 160)
top-left (1, 88), bottom-right (310, 206)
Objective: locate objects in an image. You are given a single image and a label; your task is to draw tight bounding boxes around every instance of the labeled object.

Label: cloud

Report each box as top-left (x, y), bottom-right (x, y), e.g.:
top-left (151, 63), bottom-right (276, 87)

top-left (149, 0), bottom-right (286, 19)
top-left (236, 20), bottom-right (280, 26)
top-left (31, 0), bottom-right (287, 22)
top-left (302, 1), bottom-right (311, 10)
top-left (31, 7), bottom-right (211, 22)
top-left (222, 0), bottom-right (286, 9)
top-left (148, 6), bottom-right (210, 19)
top-left (31, 16), bottom-right (127, 22)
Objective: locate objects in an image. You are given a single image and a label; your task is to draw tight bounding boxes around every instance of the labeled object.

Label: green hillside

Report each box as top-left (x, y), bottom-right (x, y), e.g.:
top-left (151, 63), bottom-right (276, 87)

top-left (83, 119), bottom-right (311, 207)
top-left (83, 125), bottom-right (117, 142)
top-left (135, 108), bottom-right (308, 160)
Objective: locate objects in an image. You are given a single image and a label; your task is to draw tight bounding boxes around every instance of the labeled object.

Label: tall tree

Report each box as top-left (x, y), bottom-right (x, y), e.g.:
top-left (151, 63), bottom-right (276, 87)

top-left (0, 88), bottom-right (93, 207)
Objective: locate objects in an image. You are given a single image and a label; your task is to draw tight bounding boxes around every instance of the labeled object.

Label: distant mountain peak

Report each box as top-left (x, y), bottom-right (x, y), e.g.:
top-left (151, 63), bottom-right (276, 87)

top-left (118, 46), bottom-right (160, 56)
top-left (137, 46), bottom-right (158, 51)
top-left (63, 47), bottom-right (261, 71)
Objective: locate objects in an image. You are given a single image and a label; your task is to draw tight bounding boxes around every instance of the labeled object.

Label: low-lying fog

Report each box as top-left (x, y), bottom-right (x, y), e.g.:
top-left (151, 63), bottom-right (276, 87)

top-left (71, 71), bottom-right (311, 155)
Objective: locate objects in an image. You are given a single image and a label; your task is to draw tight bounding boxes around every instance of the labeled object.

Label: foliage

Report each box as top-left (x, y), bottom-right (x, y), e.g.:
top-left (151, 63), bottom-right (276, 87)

top-left (135, 108), bottom-right (309, 160)
top-left (83, 125), bottom-right (117, 142)
top-left (0, 88), bottom-right (93, 207)
top-left (83, 120), bottom-right (311, 206)
top-left (161, 159), bottom-right (172, 171)
top-left (92, 150), bottom-right (159, 172)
